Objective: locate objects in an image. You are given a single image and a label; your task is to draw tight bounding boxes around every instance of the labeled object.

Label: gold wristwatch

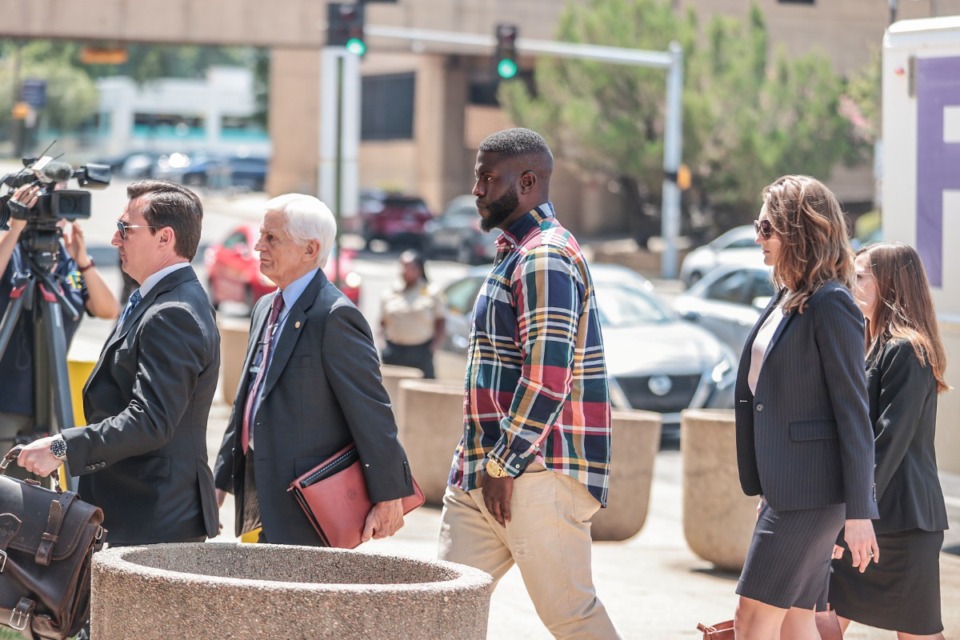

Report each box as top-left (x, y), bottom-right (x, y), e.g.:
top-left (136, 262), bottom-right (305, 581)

top-left (485, 458), bottom-right (510, 478)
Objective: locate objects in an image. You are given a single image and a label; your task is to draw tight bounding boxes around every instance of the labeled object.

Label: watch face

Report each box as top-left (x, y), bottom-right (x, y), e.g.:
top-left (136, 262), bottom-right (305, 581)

top-left (485, 459), bottom-right (506, 478)
top-left (50, 437), bottom-right (67, 460)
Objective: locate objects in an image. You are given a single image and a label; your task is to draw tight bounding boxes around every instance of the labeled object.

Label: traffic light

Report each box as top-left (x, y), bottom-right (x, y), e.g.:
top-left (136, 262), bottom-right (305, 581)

top-left (495, 24), bottom-right (519, 79)
top-left (328, 2), bottom-right (366, 56)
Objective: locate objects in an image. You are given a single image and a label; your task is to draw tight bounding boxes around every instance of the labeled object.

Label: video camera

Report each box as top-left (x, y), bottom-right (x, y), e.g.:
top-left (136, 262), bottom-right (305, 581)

top-left (0, 156), bottom-right (111, 230)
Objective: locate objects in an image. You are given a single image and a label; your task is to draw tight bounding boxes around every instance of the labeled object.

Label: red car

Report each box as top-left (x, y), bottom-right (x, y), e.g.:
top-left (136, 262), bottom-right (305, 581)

top-left (204, 223), bottom-right (362, 311)
top-left (360, 191), bottom-right (433, 250)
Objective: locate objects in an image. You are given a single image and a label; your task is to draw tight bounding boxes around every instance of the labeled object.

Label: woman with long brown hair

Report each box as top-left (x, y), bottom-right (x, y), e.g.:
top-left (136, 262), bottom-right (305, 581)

top-left (733, 175), bottom-right (879, 639)
top-left (829, 242), bottom-right (949, 639)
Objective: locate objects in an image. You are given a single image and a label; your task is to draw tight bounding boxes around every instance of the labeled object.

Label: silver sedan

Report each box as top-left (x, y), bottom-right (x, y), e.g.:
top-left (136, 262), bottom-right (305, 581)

top-left (438, 263), bottom-right (737, 436)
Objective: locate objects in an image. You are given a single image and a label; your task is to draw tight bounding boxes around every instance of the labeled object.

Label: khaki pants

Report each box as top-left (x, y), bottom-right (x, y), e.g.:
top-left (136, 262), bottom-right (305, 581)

top-left (438, 467), bottom-right (621, 640)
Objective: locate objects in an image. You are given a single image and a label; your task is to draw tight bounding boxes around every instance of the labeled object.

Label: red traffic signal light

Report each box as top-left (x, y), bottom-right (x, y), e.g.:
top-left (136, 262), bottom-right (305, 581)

top-left (495, 24), bottom-right (519, 79)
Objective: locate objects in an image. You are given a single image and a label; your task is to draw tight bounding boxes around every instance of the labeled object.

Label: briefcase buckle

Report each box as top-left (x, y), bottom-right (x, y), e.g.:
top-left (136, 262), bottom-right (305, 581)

top-left (9, 607), bottom-right (28, 631)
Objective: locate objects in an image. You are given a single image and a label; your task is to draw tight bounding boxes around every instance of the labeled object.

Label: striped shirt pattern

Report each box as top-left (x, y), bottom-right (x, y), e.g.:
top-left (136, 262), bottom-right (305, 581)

top-left (447, 203), bottom-right (612, 506)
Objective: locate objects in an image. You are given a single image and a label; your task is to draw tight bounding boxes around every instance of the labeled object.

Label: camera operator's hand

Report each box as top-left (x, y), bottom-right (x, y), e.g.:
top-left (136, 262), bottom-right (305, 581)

top-left (16, 436), bottom-right (62, 478)
top-left (63, 221), bottom-right (90, 266)
top-left (8, 184), bottom-right (39, 221)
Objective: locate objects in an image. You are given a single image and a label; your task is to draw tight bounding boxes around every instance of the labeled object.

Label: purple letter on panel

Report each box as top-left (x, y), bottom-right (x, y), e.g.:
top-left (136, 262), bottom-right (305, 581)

top-left (916, 56), bottom-right (960, 288)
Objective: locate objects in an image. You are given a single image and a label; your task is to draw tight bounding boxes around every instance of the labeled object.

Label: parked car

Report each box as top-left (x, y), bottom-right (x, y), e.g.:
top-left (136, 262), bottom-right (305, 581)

top-left (423, 195), bottom-right (498, 264)
top-left (439, 263), bottom-right (736, 434)
top-left (673, 264), bottom-right (775, 355)
top-left (204, 223), bottom-right (361, 312)
top-left (360, 190), bottom-right (434, 250)
top-left (182, 154), bottom-right (268, 191)
top-left (679, 225), bottom-right (765, 287)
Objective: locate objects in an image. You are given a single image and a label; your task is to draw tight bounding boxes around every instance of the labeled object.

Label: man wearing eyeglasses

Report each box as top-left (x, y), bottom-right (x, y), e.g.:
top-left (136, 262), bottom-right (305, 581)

top-left (17, 180), bottom-right (222, 548)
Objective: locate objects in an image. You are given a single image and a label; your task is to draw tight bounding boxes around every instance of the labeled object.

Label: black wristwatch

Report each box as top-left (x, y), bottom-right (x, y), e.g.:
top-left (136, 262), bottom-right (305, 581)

top-left (49, 435), bottom-right (68, 461)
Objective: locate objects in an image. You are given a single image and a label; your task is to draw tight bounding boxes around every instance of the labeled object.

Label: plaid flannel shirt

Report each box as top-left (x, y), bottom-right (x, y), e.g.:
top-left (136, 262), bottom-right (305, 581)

top-left (447, 203), bottom-right (612, 506)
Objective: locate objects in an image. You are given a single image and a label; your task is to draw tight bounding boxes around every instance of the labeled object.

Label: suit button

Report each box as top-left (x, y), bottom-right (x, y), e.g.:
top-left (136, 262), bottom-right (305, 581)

top-left (756, 403), bottom-right (764, 412)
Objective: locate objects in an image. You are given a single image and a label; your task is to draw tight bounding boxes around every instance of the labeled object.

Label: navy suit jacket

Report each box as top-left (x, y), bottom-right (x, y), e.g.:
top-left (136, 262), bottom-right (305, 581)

top-left (214, 269), bottom-right (414, 545)
top-left (735, 282), bottom-right (878, 520)
top-left (63, 266), bottom-right (221, 544)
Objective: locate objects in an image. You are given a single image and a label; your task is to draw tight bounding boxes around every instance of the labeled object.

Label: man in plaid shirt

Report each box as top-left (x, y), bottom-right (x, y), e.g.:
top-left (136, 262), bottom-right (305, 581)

top-left (438, 128), bottom-right (619, 639)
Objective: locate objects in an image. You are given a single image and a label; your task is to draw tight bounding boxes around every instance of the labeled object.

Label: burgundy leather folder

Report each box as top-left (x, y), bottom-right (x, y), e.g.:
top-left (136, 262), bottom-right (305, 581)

top-left (287, 444), bottom-right (424, 549)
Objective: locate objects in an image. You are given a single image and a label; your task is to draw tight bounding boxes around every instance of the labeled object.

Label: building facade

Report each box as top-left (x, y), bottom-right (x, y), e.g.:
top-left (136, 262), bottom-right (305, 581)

top-left (269, 0), bottom-right (960, 232)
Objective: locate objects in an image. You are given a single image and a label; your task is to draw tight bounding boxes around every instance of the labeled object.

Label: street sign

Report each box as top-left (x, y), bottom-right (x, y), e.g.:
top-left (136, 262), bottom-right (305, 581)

top-left (20, 79), bottom-right (47, 108)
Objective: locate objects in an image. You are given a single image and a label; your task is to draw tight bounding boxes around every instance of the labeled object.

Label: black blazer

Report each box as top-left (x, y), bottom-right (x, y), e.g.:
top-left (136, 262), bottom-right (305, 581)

top-left (735, 282), bottom-right (878, 519)
top-left (214, 269), bottom-right (414, 545)
top-left (63, 266), bottom-right (221, 544)
top-left (868, 339), bottom-right (948, 534)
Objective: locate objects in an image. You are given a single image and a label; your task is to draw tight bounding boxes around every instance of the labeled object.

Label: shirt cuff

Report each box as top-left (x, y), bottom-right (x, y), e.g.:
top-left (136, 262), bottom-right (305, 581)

top-left (488, 440), bottom-right (534, 478)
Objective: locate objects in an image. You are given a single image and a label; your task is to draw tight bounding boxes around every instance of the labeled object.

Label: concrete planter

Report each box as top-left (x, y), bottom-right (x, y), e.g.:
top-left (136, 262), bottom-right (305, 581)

top-left (380, 364), bottom-right (424, 429)
top-left (397, 379), bottom-right (465, 505)
top-left (592, 410), bottom-right (662, 542)
top-left (91, 543), bottom-right (492, 640)
top-left (218, 318), bottom-right (251, 406)
top-left (681, 409), bottom-right (757, 571)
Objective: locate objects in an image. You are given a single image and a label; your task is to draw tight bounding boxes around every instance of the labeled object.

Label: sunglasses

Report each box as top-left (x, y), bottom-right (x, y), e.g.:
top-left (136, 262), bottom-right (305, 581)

top-left (754, 219), bottom-right (774, 240)
top-left (116, 221), bottom-right (159, 239)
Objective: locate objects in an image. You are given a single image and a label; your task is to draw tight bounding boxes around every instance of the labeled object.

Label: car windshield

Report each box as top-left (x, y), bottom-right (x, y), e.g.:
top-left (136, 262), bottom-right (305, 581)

top-left (595, 281), bottom-right (672, 328)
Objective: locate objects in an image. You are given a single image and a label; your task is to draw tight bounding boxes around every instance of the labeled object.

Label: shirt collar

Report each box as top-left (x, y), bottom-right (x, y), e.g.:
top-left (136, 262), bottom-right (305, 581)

top-left (498, 202), bottom-right (555, 248)
top-left (137, 262), bottom-right (191, 299)
top-left (278, 267), bottom-right (320, 313)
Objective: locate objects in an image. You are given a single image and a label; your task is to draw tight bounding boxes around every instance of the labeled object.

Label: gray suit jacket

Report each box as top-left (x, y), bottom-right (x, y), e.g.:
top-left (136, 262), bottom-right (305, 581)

top-left (735, 282), bottom-right (879, 519)
top-left (214, 269), bottom-right (414, 545)
top-left (63, 266), bottom-right (221, 544)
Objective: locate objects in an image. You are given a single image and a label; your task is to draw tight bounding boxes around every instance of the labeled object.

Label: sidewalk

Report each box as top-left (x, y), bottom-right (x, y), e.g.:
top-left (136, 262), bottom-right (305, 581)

top-left (204, 396), bottom-right (960, 639)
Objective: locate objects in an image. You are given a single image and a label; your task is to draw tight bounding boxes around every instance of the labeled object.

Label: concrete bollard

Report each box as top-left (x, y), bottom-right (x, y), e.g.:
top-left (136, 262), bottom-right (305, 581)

top-left (218, 317), bottom-right (251, 406)
top-left (592, 410), bottom-right (662, 542)
top-left (681, 409), bottom-right (757, 571)
top-left (91, 543), bottom-right (492, 640)
top-left (397, 379), bottom-right (465, 505)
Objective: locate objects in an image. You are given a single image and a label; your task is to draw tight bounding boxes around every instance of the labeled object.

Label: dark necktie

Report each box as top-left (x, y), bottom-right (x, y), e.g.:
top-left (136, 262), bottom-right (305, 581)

top-left (117, 289), bottom-right (142, 327)
top-left (241, 293), bottom-right (285, 454)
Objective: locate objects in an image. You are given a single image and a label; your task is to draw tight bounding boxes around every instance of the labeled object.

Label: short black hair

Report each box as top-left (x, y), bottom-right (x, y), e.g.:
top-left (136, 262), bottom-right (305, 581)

top-left (478, 128), bottom-right (554, 165)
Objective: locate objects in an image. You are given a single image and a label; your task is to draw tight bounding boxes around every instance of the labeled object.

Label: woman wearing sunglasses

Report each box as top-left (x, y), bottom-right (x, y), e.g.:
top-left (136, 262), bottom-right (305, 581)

top-left (828, 242), bottom-right (948, 639)
top-left (733, 175), bottom-right (879, 639)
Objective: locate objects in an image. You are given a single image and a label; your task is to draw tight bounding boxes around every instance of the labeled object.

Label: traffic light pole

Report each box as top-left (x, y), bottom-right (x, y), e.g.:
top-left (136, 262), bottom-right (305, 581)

top-left (366, 25), bottom-right (685, 279)
top-left (319, 47), bottom-right (360, 286)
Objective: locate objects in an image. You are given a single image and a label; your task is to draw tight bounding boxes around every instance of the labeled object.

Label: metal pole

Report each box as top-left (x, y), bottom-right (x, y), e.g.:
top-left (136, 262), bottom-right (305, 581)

top-left (660, 41), bottom-right (684, 279)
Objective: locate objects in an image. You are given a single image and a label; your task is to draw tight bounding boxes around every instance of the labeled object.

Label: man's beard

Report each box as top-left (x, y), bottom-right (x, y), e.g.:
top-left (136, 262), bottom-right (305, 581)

top-left (479, 186), bottom-right (520, 232)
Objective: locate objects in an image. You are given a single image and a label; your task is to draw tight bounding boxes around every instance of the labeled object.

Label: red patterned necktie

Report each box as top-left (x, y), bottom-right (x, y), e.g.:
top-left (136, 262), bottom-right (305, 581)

top-left (240, 293), bottom-right (285, 454)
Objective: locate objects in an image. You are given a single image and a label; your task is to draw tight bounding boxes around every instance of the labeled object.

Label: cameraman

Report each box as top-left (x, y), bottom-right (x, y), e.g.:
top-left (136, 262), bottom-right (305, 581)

top-left (0, 184), bottom-right (119, 448)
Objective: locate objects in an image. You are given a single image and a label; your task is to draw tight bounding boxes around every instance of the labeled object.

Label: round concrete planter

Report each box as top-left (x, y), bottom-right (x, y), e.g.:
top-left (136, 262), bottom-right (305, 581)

top-left (218, 318), bottom-right (251, 406)
top-left (398, 379), bottom-right (465, 505)
top-left (380, 364), bottom-right (424, 429)
top-left (91, 543), bottom-right (492, 640)
top-left (681, 409), bottom-right (758, 571)
top-left (592, 410), bottom-right (662, 541)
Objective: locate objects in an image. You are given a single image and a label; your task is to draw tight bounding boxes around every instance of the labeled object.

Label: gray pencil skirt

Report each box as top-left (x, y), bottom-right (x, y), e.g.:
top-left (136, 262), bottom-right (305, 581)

top-left (736, 500), bottom-right (846, 610)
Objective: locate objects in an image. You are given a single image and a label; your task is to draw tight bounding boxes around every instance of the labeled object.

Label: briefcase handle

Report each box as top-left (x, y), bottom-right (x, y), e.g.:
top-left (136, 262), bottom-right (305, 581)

top-left (1, 446), bottom-right (63, 493)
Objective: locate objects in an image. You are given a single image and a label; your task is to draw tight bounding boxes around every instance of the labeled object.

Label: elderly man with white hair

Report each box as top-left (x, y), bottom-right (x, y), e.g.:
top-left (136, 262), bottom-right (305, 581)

top-left (214, 194), bottom-right (416, 545)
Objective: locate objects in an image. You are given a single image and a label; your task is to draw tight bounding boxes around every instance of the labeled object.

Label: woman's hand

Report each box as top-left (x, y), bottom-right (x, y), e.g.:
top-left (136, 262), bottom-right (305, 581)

top-left (843, 518), bottom-right (879, 572)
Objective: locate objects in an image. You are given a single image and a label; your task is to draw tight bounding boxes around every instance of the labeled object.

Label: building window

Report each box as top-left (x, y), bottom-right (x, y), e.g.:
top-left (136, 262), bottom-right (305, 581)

top-left (361, 73), bottom-right (415, 141)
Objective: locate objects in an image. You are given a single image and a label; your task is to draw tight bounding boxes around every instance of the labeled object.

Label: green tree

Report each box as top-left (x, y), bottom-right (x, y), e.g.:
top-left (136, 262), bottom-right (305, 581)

top-left (0, 41), bottom-right (98, 143)
top-left (499, 0), bottom-right (868, 236)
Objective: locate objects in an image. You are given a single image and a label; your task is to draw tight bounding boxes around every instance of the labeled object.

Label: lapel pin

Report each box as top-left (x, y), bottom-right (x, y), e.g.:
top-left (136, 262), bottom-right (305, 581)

top-left (295, 321), bottom-right (301, 329)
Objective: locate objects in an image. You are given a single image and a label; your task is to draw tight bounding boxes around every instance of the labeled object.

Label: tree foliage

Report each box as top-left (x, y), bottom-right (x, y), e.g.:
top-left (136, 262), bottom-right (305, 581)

top-left (0, 40), bottom-right (266, 145)
top-left (499, 0), bottom-right (871, 232)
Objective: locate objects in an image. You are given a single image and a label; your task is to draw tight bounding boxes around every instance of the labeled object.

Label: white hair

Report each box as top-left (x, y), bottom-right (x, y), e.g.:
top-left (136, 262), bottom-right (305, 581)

top-left (264, 193), bottom-right (337, 268)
